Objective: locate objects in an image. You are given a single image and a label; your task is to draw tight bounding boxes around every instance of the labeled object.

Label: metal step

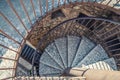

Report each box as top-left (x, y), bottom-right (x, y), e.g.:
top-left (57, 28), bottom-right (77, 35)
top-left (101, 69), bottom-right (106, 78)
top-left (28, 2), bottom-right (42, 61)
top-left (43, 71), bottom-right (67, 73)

top-left (82, 58), bottom-right (118, 70)
top-left (20, 44), bottom-right (41, 64)
top-left (45, 42), bottom-right (65, 69)
top-left (67, 36), bottom-right (81, 67)
top-left (76, 44), bottom-right (109, 67)
top-left (54, 37), bottom-right (68, 68)
top-left (72, 36), bottom-right (96, 67)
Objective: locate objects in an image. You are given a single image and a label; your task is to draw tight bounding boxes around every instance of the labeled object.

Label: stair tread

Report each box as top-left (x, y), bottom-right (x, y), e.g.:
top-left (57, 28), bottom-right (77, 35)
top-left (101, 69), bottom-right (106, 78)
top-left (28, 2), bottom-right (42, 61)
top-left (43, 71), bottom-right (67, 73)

top-left (68, 36), bottom-right (81, 67)
top-left (29, 49), bottom-right (35, 60)
top-left (39, 63), bottom-right (62, 76)
top-left (54, 37), bottom-right (68, 68)
top-left (76, 45), bottom-right (109, 67)
top-left (40, 52), bottom-right (63, 70)
top-left (20, 44), bottom-right (36, 63)
top-left (21, 45), bottom-right (28, 57)
top-left (72, 36), bottom-right (96, 67)
top-left (102, 58), bottom-right (117, 70)
top-left (24, 47), bottom-right (31, 59)
top-left (39, 36), bottom-right (118, 76)
top-left (45, 43), bottom-right (65, 69)
top-left (82, 58), bottom-right (117, 70)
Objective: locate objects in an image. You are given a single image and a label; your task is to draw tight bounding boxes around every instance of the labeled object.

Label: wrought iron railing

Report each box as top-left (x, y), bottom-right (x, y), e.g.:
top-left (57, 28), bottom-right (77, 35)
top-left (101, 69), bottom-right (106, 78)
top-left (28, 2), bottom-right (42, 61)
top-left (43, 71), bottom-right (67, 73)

top-left (32, 17), bottom-right (120, 76)
top-left (0, 0), bottom-right (120, 79)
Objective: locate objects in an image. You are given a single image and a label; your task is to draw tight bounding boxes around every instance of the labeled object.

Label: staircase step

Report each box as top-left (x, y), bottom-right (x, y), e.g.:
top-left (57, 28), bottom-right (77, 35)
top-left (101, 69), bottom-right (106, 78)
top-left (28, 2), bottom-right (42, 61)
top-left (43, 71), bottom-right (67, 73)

top-left (103, 58), bottom-right (118, 70)
top-left (82, 58), bottom-right (117, 70)
top-left (29, 49), bottom-right (35, 60)
top-left (40, 52), bottom-right (63, 71)
top-left (54, 37), bottom-right (68, 68)
top-left (67, 36), bottom-right (81, 67)
top-left (24, 48), bottom-right (31, 59)
top-left (40, 61), bottom-right (62, 71)
top-left (39, 63), bottom-right (62, 76)
top-left (76, 45), bottom-right (109, 67)
top-left (45, 43), bottom-right (65, 69)
top-left (21, 45), bottom-right (28, 57)
top-left (72, 36), bottom-right (96, 67)
top-left (20, 44), bottom-right (39, 64)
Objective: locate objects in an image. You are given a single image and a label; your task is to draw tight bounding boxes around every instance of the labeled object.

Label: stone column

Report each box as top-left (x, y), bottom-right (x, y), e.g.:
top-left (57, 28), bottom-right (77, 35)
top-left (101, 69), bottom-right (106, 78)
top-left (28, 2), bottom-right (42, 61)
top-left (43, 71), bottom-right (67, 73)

top-left (66, 68), bottom-right (120, 80)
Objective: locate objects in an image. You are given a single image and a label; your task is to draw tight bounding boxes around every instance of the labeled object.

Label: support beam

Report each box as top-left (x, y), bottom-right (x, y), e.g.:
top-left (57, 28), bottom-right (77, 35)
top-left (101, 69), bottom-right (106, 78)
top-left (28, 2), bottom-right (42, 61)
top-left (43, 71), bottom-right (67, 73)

top-left (7, 0), bottom-right (29, 34)
top-left (0, 29), bottom-right (21, 45)
top-left (0, 57), bottom-right (17, 61)
top-left (39, 0), bottom-right (43, 16)
top-left (0, 44), bottom-right (18, 53)
top-left (30, 0), bottom-right (37, 18)
top-left (19, 0), bottom-right (32, 25)
top-left (0, 12), bottom-right (25, 39)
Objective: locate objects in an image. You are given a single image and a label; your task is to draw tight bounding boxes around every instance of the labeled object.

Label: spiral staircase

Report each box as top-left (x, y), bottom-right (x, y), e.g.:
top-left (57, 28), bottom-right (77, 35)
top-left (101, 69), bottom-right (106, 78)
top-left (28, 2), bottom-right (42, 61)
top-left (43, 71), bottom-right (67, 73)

top-left (39, 36), bottom-right (117, 76)
top-left (0, 0), bottom-right (120, 80)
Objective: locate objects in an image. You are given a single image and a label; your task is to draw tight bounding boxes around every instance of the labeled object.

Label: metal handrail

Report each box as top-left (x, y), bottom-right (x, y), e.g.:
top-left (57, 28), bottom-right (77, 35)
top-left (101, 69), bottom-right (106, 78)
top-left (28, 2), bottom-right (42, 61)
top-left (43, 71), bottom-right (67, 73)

top-left (32, 17), bottom-right (120, 76)
top-left (0, 0), bottom-right (120, 79)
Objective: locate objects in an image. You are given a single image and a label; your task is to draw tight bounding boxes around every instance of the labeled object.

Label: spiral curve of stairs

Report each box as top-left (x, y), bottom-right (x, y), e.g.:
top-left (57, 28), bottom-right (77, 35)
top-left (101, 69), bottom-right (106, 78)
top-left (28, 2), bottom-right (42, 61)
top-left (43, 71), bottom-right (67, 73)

top-left (39, 36), bottom-right (117, 76)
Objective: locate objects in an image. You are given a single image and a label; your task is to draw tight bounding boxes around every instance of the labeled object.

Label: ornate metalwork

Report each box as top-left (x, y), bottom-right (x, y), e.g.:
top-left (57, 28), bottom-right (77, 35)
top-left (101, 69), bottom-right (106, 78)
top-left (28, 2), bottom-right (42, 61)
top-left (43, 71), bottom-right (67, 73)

top-left (0, 0), bottom-right (120, 79)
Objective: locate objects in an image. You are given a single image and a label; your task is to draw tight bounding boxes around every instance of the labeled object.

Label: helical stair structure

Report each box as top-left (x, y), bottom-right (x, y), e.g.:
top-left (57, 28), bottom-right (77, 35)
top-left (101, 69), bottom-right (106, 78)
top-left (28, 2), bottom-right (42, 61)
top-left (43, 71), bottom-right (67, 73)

top-left (0, 0), bottom-right (120, 80)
